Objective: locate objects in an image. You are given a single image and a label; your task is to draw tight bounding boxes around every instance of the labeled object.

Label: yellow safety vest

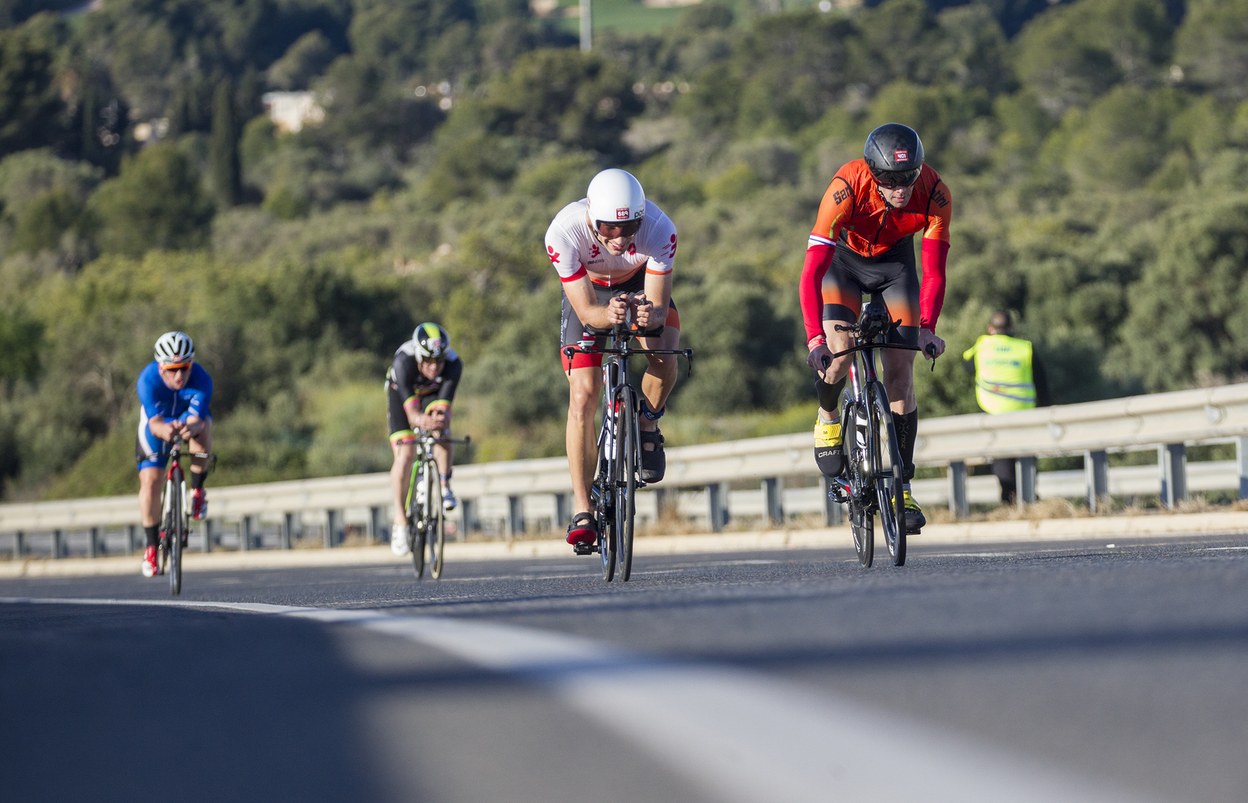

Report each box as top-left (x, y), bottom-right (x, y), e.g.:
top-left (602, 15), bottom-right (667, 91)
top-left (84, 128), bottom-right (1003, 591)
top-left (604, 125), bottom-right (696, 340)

top-left (962, 334), bottom-right (1036, 414)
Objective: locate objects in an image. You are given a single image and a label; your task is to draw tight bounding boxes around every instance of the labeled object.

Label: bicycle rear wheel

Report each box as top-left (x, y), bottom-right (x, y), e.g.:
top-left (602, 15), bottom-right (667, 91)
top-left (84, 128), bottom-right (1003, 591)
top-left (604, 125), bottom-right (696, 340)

top-left (168, 468), bottom-right (184, 595)
top-left (615, 386), bottom-right (638, 582)
top-left (426, 467), bottom-right (446, 579)
top-left (408, 461), bottom-right (426, 579)
top-left (870, 384), bottom-right (906, 567)
top-left (843, 397), bottom-right (873, 568)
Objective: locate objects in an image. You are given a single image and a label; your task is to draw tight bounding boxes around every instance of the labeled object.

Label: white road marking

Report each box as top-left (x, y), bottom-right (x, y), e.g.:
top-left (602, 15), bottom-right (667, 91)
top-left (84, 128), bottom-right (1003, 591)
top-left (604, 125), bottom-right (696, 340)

top-left (4, 597), bottom-right (1154, 802)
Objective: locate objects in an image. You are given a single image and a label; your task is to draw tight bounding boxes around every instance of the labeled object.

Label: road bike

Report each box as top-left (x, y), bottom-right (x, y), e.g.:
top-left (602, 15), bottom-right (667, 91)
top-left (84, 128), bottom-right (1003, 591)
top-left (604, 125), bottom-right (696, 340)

top-left (564, 313), bottom-right (692, 582)
top-left (156, 435), bottom-right (212, 595)
top-left (827, 301), bottom-right (925, 568)
top-left (403, 429), bottom-right (470, 580)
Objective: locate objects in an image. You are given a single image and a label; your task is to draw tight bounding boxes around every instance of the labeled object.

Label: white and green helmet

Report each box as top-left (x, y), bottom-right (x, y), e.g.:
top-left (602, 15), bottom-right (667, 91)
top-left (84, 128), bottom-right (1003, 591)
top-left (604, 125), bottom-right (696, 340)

top-left (413, 322), bottom-right (450, 361)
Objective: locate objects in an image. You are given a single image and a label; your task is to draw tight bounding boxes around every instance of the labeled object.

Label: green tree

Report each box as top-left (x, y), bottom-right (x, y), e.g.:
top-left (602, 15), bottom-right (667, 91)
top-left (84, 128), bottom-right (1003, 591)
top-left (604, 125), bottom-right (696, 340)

top-left (1173, 0), bottom-right (1248, 102)
top-left (0, 15), bottom-right (69, 158)
top-left (210, 78), bottom-right (241, 207)
top-left (88, 142), bottom-right (214, 256)
top-left (1109, 196), bottom-right (1248, 391)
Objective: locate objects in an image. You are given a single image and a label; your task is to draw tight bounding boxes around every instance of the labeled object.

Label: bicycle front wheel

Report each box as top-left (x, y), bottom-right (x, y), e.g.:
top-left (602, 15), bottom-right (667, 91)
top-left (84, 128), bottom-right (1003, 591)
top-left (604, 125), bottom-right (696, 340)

top-left (426, 467), bottom-right (446, 579)
top-left (168, 470), bottom-right (184, 596)
top-left (843, 397), bottom-right (873, 568)
top-left (408, 462), bottom-right (426, 579)
top-left (615, 386), bottom-right (638, 581)
top-left (595, 415), bottom-right (617, 582)
top-left (869, 383), bottom-right (906, 567)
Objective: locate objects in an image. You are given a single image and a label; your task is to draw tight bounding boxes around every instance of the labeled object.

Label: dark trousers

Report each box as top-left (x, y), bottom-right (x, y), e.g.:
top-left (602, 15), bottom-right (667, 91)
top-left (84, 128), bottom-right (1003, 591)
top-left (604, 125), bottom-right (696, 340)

top-left (992, 457), bottom-right (1017, 504)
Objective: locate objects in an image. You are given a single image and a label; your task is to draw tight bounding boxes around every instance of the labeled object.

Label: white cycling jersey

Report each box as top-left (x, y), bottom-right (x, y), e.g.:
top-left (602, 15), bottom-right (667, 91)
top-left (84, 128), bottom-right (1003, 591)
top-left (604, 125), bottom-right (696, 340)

top-left (544, 198), bottom-right (678, 287)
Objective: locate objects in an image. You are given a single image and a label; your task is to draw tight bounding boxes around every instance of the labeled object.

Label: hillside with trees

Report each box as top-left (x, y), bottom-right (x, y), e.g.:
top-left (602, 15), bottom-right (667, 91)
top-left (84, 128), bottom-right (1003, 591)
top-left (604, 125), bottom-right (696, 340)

top-left (1, 0), bottom-right (1246, 501)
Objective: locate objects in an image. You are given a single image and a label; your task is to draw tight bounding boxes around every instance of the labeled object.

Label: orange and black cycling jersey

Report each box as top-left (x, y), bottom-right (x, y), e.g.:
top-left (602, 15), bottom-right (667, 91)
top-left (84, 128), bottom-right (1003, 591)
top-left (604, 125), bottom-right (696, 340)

top-left (800, 159), bottom-right (952, 340)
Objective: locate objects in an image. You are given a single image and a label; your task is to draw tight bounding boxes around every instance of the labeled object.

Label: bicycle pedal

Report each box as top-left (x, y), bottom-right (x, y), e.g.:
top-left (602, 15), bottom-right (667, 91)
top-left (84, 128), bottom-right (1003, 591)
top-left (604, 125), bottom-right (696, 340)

top-left (827, 478), bottom-right (852, 504)
top-left (573, 542), bottom-right (596, 556)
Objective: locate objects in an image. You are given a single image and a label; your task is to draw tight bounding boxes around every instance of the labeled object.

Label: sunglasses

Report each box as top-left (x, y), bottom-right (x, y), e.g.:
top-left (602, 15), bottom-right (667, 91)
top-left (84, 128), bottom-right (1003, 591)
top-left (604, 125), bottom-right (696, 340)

top-left (595, 219), bottom-right (642, 239)
top-left (161, 363), bottom-right (191, 374)
top-left (872, 168), bottom-right (920, 190)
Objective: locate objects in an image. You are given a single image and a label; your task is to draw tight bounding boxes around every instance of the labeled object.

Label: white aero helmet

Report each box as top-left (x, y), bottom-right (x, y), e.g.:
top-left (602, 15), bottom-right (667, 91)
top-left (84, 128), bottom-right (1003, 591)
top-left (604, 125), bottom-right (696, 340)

top-left (586, 168), bottom-right (645, 229)
top-left (154, 331), bottom-right (195, 364)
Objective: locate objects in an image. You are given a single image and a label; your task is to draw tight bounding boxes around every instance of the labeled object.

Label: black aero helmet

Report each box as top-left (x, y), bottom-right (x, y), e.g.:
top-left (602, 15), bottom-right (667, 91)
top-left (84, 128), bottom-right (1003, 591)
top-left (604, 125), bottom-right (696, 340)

top-left (864, 123), bottom-right (924, 188)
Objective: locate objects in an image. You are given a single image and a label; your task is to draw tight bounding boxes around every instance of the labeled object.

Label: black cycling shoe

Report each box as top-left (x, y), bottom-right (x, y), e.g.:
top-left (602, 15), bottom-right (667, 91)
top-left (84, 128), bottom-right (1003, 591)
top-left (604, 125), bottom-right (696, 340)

top-left (640, 429), bottom-right (665, 483)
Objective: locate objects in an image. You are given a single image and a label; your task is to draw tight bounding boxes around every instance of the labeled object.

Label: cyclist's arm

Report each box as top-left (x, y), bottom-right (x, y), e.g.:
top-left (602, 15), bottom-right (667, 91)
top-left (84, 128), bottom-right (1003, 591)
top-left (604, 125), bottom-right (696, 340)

top-left (801, 176), bottom-right (851, 344)
top-left (640, 270), bottom-right (672, 330)
top-left (918, 178), bottom-right (953, 332)
top-left (564, 276), bottom-right (629, 329)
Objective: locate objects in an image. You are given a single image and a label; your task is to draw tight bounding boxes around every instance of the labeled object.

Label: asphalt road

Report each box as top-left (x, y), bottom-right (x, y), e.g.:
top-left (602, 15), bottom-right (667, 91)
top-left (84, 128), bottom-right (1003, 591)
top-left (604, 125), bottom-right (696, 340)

top-left (3, 534), bottom-right (1247, 802)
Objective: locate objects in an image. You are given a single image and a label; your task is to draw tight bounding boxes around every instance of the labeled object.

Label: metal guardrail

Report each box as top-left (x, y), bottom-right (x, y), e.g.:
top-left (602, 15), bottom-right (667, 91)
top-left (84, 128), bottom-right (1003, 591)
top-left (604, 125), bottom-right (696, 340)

top-left (4, 383), bottom-right (1248, 558)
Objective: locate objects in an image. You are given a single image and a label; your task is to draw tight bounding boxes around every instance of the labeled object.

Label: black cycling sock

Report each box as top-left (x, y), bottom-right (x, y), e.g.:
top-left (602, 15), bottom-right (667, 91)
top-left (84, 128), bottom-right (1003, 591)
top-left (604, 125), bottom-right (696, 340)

top-left (190, 471), bottom-right (205, 490)
top-left (896, 409), bottom-right (919, 481)
top-left (145, 525), bottom-right (160, 548)
top-left (815, 377), bottom-right (845, 415)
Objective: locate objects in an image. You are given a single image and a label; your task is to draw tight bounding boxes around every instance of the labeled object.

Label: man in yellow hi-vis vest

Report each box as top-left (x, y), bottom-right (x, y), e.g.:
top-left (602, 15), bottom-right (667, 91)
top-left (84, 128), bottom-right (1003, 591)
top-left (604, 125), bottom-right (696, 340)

top-left (962, 310), bottom-right (1049, 504)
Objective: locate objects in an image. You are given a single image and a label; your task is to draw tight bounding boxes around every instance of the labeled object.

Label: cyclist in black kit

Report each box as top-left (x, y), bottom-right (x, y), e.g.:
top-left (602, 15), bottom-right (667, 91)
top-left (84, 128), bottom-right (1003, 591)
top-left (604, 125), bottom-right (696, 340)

top-left (386, 322), bottom-right (462, 556)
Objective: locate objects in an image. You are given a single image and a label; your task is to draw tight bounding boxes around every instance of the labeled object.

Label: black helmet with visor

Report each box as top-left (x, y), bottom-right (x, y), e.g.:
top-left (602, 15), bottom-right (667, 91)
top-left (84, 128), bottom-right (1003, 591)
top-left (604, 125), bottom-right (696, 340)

top-left (864, 123), bottom-right (925, 189)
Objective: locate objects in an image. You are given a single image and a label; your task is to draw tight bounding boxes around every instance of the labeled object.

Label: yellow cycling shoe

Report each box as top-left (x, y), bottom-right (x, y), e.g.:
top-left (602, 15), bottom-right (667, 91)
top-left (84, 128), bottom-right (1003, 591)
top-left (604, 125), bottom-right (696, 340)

top-left (813, 418), bottom-right (844, 477)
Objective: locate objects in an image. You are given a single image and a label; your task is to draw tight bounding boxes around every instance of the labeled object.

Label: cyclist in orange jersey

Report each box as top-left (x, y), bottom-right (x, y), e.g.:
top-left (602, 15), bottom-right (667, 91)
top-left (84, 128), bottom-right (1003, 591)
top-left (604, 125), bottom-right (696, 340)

top-left (798, 123), bottom-right (951, 534)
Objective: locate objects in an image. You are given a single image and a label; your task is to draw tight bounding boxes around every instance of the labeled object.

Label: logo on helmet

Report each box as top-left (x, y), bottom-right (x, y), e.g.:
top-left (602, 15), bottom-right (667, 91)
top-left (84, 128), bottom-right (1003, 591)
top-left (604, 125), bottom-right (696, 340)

top-left (614, 207), bottom-right (630, 220)
top-left (894, 149), bottom-right (910, 163)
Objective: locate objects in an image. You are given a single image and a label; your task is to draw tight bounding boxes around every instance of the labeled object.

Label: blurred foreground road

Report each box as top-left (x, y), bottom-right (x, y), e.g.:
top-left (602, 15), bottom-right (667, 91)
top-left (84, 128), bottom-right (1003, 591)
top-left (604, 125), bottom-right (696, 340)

top-left (2, 532), bottom-right (1247, 802)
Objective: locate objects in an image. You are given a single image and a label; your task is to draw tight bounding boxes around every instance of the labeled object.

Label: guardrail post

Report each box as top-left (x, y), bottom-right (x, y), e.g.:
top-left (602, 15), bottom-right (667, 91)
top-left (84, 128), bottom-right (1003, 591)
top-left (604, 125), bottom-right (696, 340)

top-left (1017, 457), bottom-right (1037, 506)
top-left (126, 524), bottom-right (140, 554)
top-left (554, 493), bottom-right (570, 531)
top-left (1085, 450), bottom-right (1109, 512)
top-left (708, 482), bottom-right (729, 532)
top-left (241, 515), bottom-right (255, 550)
top-left (507, 495), bottom-right (525, 537)
top-left (367, 506), bottom-right (382, 543)
top-left (1160, 443), bottom-right (1187, 508)
top-left (325, 509), bottom-right (342, 548)
top-left (282, 512), bottom-right (295, 549)
top-left (15, 531), bottom-right (25, 558)
top-left (52, 529), bottom-right (64, 558)
top-left (822, 477), bottom-right (843, 525)
top-left (202, 519), bottom-right (214, 553)
top-left (948, 461), bottom-right (968, 518)
top-left (460, 498), bottom-right (479, 534)
top-left (1237, 437), bottom-right (1248, 499)
top-left (762, 477), bottom-right (784, 525)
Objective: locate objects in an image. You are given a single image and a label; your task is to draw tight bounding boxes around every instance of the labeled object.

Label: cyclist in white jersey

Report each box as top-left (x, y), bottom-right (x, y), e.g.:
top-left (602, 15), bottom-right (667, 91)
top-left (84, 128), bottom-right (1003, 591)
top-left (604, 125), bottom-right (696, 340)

top-left (545, 168), bottom-right (683, 550)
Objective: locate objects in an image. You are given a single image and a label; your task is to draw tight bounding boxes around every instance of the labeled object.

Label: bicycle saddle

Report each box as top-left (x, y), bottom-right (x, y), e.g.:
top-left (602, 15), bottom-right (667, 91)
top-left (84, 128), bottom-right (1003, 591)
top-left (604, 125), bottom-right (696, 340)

top-left (858, 302), bottom-right (892, 342)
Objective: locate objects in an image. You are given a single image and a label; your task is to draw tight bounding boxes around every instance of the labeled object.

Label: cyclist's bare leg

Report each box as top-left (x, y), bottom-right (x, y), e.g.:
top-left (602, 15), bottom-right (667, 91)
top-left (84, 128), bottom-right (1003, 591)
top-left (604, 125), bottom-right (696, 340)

top-left (566, 365), bottom-right (602, 514)
top-left (187, 418), bottom-right (213, 478)
top-left (139, 466), bottom-right (163, 528)
top-left (816, 321), bottom-right (853, 421)
top-left (390, 440), bottom-right (417, 522)
top-left (881, 348), bottom-right (917, 416)
top-left (430, 407), bottom-right (454, 483)
top-left (638, 326), bottom-right (681, 432)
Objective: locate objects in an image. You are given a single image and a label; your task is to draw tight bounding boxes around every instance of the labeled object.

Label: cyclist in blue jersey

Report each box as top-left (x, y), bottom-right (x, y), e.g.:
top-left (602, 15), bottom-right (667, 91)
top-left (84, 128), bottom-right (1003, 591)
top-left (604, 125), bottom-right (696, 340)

top-left (135, 331), bottom-right (213, 577)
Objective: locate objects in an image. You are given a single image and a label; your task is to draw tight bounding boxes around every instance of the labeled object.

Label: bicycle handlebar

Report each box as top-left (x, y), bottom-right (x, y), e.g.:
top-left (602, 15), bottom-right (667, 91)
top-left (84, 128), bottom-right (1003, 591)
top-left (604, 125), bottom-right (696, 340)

top-left (413, 429), bottom-right (471, 447)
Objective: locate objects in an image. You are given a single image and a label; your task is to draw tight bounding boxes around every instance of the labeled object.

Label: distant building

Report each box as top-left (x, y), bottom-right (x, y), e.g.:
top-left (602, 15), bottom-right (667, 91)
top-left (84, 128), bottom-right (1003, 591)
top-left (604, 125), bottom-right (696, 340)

top-left (261, 91), bottom-right (325, 134)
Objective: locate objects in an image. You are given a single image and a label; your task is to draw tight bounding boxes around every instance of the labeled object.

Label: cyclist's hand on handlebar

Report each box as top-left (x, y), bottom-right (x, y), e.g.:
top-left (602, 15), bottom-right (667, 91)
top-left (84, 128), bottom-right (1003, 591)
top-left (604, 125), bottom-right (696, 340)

top-left (807, 342), bottom-right (834, 378)
top-left (605, 293), bottom-right (631, 326)
top-left (632, 293), bottom-right (654, 329)
top-left (918, 329), bottom-right (945, 360)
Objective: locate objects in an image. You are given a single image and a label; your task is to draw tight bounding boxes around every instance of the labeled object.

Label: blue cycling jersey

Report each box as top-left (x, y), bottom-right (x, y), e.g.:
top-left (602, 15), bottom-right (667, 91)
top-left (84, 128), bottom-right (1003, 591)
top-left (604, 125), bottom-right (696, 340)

top-left (135, 361), bottom-right (213, 469)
